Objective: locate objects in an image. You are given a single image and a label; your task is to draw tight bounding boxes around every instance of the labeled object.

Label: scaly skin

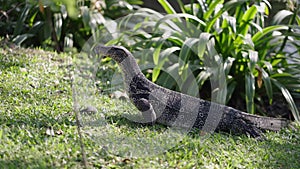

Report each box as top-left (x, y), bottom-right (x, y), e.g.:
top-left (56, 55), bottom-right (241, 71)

top-left (94, 45), bottom-right (289, 138)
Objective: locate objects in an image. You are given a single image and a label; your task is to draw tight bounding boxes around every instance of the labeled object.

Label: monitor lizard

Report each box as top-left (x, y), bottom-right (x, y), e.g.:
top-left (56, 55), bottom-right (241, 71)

top-left (93, 45), bottom-right (289, 138)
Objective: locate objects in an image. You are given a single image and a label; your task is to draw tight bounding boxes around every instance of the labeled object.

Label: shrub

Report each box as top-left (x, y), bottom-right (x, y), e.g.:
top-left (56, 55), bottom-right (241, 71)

top-left (0, 0), bottom-right (143, 52)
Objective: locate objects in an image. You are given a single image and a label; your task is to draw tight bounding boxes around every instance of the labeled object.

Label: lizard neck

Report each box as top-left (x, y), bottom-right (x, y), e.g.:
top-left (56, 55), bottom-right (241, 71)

top-left (117, 55), bottom-right (145, 89)
top-left (118, 55), bottom-right (141, 77)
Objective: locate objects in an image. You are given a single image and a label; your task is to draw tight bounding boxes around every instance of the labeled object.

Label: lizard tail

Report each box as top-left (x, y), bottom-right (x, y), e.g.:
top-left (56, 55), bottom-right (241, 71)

top-left (240, 112), bottom-right (289, 131)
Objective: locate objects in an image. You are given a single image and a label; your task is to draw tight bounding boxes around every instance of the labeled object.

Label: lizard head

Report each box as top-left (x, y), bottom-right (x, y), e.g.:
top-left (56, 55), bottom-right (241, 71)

top-left (93, 45), bottom-right (131, 63)
top-left (93, 45), bottom-right (142, 76)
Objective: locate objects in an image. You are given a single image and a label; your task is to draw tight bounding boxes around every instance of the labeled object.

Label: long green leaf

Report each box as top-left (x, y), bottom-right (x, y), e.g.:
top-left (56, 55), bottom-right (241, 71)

top-left (226, 80), bottom-right (237, 103)
top-left (160, 46), bottom-right (181, 56)
top-left (13, 4), bottom-right (32, 36)
top-left (273, 10), bottom-right (294, 24)
top-left (245, 72), bottom-right (255, 114)
top-left (270, 73), bottom-right (293, 78)
top-left (152, 63), bottom-right (164, 83)
top-left (261, 68), bottom-right (273, 104)
top-left (197, 33), bottom-right (211, 60)
top-left (215, 65), bottom-right (228, 104)
top-left (155, 13), bottom-right (206, 32)
top-left (205, 0), bottom-right (247, 32)
top-left (157, 0), bottom-right (177, 14)
top-left (196, 70), bottom-right (211, 88)
top-left (239, 5), bottom-right (257, 36)
top-left (136, 8), bottom-right (164, 19)
top-left (248, 50), bottom-right (258, 71)
top-left (272, 79), bottom-right (300, 122)
top-left (152, 47), bottom-right (180, 82)
top-left (155, 16), bottom-right (181, 32)
top-left (176, 0), bottom-right (186, 13)
top-left (12, 34), bottom-right (35, 45)
top-left (179, 38), bottom-right (199, 80)
top-left (198, 35), bottom-right (227, 104)
top-left (29, 11), bottom-right (38, 27)
top-left (54, 13), bottom-right (62, 41)
top-left (252, 25), bottom-right (289, 42)
top-left (296, 15), bottom-right (300, 25)
top-left (203, 0), bottom-right (222, 21)
top-left (166, 36), bottom-right (184, 46)
top-left (179, 38), bottom-right (199, 62)
top-left (153, 43), bottom-right (163, 65)
top-left (156, 63), bottom-right (179, 88)
top-left (224, 57), bottom-right (235, 75)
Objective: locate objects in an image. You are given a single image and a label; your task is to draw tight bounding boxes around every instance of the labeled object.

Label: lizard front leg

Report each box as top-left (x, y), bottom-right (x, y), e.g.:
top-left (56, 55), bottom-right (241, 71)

top-left (133, 98), bottom-right (157, 125)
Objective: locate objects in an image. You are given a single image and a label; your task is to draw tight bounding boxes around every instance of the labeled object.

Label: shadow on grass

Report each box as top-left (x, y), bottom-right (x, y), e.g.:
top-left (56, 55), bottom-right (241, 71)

top-left (104, 113), bottom-right (168, 131)
top-left (0, 159), bottom-right (55, 169)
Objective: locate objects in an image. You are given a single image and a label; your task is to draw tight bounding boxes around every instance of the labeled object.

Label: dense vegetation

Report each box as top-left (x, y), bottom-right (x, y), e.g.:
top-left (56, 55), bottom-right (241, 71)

top-left (0, 0), bottom-right (143, 51)
top-left (1, 0), bottom-right (300, 168)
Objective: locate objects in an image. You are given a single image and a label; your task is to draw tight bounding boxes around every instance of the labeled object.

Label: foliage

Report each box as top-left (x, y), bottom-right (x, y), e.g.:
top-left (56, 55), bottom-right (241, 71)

top-left (103, 0), bottom-right (300, 121)
top-left (0, 46), bottom-right (300, 168)
top-left (0, 0), bottom-right (142, 52)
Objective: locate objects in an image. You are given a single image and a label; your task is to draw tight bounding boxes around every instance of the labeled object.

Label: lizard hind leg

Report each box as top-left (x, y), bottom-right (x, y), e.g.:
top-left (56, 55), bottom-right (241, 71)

top-left (230, 118), bottom-right (265, 139)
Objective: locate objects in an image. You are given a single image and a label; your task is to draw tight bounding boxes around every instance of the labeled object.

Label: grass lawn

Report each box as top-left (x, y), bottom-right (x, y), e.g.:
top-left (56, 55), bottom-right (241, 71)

top-left (0, 47), bottom-right (299, 168)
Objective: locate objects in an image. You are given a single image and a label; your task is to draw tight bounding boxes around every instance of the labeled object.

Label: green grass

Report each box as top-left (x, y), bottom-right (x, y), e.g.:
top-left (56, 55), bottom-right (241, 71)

top-left (0, 47), bottom-right (299, 168)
